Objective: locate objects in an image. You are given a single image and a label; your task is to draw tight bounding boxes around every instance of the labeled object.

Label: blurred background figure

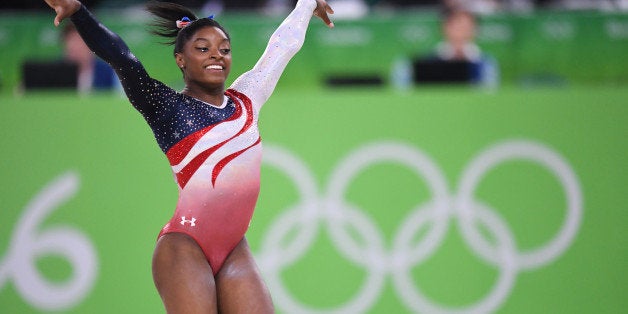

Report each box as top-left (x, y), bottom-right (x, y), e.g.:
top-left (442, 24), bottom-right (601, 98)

top-left (61, 23), bottom-right (118, 92)
top-left (410, 4), bottom-right (499, 87)
top-left (20, 22), bottom-right (119, 93)
top-left (436, 6), bottom-right (482, 63)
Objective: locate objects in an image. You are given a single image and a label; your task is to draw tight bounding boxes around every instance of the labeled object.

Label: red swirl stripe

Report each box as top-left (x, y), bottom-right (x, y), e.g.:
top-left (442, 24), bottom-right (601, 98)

top-left (170, 90), bottom-right (259, 189)
top-left (166, 101), bottom-right (243, 166)
top-left (211, 136), bottom-right (261, 186)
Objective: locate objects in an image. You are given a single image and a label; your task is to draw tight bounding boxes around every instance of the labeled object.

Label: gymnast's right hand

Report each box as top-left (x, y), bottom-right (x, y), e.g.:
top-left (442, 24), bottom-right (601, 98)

top-left (44, 0), bottom-right (81, 26)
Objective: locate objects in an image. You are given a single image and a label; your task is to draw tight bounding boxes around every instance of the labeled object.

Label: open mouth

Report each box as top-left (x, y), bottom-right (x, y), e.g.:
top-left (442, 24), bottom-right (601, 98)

top-left (205, 65), bottom-right (224, 71)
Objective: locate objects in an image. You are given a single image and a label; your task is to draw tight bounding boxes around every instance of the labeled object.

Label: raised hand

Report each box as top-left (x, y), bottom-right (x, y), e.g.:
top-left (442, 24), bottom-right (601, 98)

top-left (313, 0), bottom-right (335, 28)
top-left (43, 0), bottom-right (81, 26)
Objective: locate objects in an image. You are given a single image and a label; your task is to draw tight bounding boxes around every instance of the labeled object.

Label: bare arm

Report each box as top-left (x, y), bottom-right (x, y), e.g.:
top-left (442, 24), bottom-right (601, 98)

top-left (230, 0), bottom-right (333, 110)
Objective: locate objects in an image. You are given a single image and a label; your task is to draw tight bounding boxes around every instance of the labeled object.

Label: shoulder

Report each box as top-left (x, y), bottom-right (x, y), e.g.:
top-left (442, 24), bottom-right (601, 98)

top-left (226, 88), bottom-right (249, 100)
top-left (226, 88), bottom-right (254, 109)
top-left (129, 78), bottom-right (180, 112)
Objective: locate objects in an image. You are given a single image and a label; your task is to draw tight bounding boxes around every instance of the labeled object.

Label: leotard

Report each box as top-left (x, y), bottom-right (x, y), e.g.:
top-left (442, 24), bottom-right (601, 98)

top-left (70, 0), bottom-right (318, 275)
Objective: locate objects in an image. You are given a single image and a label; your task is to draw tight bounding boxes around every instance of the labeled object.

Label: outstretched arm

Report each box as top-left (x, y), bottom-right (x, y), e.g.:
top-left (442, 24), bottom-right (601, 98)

top-left (230, 0), bottom-right (333, 110)
top-left (43, 0), bottom-right (162, 112)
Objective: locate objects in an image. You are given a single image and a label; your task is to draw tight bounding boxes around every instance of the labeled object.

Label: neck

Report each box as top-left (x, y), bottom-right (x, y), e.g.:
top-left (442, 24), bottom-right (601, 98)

top-left (181, 84), bottom-right (225, 106)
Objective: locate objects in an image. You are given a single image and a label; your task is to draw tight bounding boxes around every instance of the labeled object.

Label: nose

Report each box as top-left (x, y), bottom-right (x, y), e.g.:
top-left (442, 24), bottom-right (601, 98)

top-left (209, 47), bottom-right (222, 60)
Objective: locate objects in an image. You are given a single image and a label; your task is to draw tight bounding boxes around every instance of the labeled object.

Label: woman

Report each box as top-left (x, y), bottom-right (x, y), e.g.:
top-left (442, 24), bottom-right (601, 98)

top-left (43, 0), bottom-right (334, 312)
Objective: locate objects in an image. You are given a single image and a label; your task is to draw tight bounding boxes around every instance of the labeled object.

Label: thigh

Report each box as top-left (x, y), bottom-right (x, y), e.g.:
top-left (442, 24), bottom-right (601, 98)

top-left (215, 238), bottom-right (274, 313)
top-left (152, 232), bottom-right (218, 314)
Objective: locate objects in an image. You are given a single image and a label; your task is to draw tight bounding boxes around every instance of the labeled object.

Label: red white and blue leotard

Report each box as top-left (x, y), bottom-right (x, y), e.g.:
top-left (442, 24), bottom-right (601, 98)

top-left (160, 88), bottom-right (263, 275)
top-left (70, 0), bottom-right (318, 274)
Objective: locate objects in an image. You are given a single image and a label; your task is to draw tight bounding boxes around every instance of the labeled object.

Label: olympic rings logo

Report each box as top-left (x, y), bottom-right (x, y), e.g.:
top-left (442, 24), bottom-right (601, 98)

top-left (0, 172), bottom-right (98, 311)
top-left (256, 139), bottom-right (582, 314)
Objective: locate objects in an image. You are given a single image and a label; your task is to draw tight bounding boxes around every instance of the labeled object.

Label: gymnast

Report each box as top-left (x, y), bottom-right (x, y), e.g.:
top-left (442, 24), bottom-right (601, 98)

top-left (42, 0), bottom-right (334, 312)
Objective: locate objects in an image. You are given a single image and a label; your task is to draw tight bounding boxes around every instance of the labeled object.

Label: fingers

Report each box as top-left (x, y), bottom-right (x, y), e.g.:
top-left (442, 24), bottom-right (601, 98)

top-left (324, 6), bottom-right (335, 28)
top-left (44, 0), bottom-right (61, 25)
top-left (319, 13), bottom-right (334, 28)
top-left (315, 1), bottom-right (334, 28)
top-left (326, 3), bottom-right (335, 15)
top-left (46, 0), bottom-right (81, 27)
top-left (54, 13), bottom-right (62, 26)
top-left (54, 8), bottom-right (65, 26)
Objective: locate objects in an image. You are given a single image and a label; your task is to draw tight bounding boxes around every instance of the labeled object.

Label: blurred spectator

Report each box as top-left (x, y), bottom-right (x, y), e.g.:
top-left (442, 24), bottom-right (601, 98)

top-left (62, 23), bottom-right (118, 92)
top-left (436, 7), bottom-right (482, 62)
top-left (20, 22), bottom-right (119, 92)
top-left (411, 6), bottom-right (498, 87)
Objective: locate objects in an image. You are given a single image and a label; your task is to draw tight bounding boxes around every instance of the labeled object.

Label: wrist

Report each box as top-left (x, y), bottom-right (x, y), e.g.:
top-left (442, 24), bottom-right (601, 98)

top-left (70, 0), bottom-right (82, 15)
top-left (297, 0), bottom-right (317, 12)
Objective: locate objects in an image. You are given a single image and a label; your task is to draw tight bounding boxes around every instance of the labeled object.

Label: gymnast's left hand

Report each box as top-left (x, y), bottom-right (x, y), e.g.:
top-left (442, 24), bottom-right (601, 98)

top-left (314, 0), bottom-right (335, 28)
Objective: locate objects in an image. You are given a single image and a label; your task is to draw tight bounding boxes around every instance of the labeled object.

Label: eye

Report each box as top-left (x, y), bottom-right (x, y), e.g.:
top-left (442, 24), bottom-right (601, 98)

top-left (220, 48), bottom-right (231, 55)
top-left (196, 47), bottom-right (209, 52)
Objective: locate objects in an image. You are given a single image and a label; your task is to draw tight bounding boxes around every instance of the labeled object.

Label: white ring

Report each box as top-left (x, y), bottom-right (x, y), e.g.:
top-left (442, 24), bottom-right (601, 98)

top-left (326, 141), bottom-right (450, 269)
top-left (456, 140), bottom-right (583, 270)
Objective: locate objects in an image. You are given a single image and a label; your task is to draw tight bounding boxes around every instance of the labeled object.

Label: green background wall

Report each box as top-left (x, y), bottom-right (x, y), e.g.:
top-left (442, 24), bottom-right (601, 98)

top-left (1, 86), bottom-right (627, 313)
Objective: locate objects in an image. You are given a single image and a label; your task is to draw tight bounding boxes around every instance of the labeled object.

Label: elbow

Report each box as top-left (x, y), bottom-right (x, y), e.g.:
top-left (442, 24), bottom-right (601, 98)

top-left (98, 47), bottom-right (137, 68)
top-left (269, 26), bottom-right (306, 55)
top-left (271, 38), bottom-right (304, 58)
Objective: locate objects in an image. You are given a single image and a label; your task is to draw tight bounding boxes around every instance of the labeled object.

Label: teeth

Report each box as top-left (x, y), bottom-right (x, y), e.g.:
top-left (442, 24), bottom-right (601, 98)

top-left (206, 65), bottom-right (223, 70)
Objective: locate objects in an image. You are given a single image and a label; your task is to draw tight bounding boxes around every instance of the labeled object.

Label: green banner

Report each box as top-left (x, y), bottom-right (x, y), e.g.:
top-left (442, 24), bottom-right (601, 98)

top-left (1, 86), bottom-right (627, 313)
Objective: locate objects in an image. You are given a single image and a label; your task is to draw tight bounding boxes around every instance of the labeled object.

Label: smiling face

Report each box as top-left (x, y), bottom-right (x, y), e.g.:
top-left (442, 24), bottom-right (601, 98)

top-left (175, 26), bottom-right (232, 91)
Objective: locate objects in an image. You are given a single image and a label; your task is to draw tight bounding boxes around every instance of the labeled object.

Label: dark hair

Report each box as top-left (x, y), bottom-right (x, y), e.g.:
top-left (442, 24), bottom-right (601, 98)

top-left (440, 5), bottom-right (477, 23)
top-left (146, 1), bottom-right (230, 55)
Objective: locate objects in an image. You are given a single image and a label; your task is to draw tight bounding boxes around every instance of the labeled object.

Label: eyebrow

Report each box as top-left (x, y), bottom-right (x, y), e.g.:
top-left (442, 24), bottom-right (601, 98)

top-left (193, 38), bottom-right (230, 43)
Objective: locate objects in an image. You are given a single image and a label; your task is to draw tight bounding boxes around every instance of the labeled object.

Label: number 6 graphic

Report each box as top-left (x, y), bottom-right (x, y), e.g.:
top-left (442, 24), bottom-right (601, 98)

top-left (0, 171), bottom-right (98, 311)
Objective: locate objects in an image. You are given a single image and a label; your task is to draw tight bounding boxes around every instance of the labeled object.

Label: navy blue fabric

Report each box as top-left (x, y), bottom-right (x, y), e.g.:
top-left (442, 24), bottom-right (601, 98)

top-left (71, 5), bottom-right (236, 153)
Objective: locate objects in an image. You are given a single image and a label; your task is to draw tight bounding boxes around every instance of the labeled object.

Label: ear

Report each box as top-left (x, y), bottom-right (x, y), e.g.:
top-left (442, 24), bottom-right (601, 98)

top-left (175, 53), bottom-right (185, 69)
